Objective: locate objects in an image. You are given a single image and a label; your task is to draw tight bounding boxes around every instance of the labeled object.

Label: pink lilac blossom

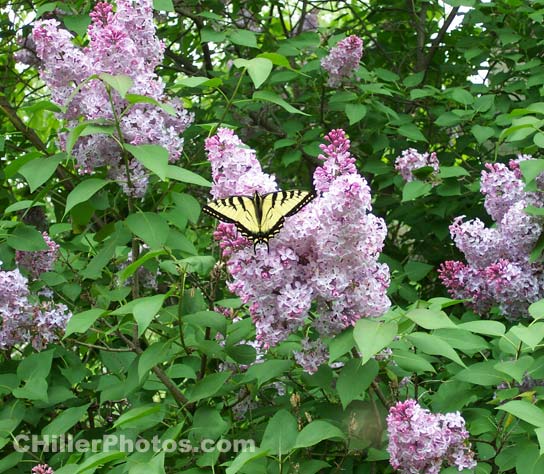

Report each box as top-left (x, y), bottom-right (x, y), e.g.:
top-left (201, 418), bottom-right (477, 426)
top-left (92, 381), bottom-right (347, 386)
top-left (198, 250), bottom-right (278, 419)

top-left (0, 266), bottom-right (71, 351)
top-left (16, 232), bottom-right (59, 279)
top-left (32, 465), bottom-right (54, 474)
top-left (394, 148), bottom-right (439, 183)
top-left (439, 155), bottom-right (544, 319)
top-left (321, 35), bottom-right (363, 87)
top-left (29, 1), bottom-right (193, 197)
top-left (206, 128), bottom-right (390, 372)
top-left (386, 399), bottom-right (476, 474)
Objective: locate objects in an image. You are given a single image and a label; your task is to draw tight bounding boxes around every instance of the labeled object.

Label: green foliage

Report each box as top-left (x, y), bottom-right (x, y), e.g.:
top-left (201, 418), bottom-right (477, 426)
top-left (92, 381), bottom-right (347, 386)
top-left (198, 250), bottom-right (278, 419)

top-left (3, 0), bottom-right (544, 473)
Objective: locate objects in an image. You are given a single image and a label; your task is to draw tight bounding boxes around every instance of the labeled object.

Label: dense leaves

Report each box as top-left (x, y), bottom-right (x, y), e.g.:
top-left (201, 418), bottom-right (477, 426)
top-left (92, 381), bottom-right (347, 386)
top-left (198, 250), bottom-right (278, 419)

top-left (2, 1), bottom-right (544, 474)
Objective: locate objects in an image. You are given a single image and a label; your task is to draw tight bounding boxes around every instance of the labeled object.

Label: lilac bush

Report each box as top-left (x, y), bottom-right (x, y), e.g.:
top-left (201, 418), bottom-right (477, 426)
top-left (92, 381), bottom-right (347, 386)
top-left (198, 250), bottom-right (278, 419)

top-left (206, 128), bottom-right (390, 372)
top-left (321, 35), bottom-right (364, 87)
top-left (387, 399), bottom-right (476, 474)
top-left (16, 231), bottom-right (59, 279)
top-left (32, 466), bottom-right (54, 474)
top-left (439, 156), bottom-right (544, 318)
top-left (30, 0), bottom-right (193, 197)
top-left (0, 267), bottom-right (70, 351)
top-left (394, 148), bottom-right (440, 183)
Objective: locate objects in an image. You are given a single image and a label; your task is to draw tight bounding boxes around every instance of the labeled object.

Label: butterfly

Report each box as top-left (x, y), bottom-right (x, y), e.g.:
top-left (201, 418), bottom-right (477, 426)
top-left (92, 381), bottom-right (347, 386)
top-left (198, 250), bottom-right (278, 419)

top-left (202, 189), bottom-right (315, 250)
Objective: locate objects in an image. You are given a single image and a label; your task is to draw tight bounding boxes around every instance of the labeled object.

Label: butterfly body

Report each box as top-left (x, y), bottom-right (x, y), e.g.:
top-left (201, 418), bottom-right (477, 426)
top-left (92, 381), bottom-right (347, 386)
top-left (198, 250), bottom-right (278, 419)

top-left (203, 190), bottom-right (315, 250)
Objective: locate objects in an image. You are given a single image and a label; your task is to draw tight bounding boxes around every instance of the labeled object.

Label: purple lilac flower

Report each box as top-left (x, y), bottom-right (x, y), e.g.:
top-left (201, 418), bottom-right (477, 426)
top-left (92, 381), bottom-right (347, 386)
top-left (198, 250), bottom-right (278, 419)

top-left (293, 338), bottom-right (329, 374)
top-left (206, 128), bottom-right (390, 371)
top-left (321, 35), bottom-right (363, 87)
top-left (30, 0), bottom-right (193, 197)
top-left (32, 465), bottom-right (54, 474)
top-left (16, 232), bottom-right (59, 279)
top-left (0, 266), bottom-right (71, 351)
top-left (440, 155), bottom-right (544, 319)
top-left (394, 148), bottom-right (439, 183)
top-left (386, 399), bottom-right (476, 474)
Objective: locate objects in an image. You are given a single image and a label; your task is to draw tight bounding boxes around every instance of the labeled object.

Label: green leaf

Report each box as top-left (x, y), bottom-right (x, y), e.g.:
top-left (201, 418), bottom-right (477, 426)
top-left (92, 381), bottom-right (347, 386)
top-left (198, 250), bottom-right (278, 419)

top-left (64, 309), bottom-right (106, 337)
top-left (166, 165), bottom-right (212, 187)
top-left (176, 76), bottom-right (223, 88)
top-left (42, 404), bottom-right (90, 436)
top-left (260, 410), bottom-right (298, 455)
top-left (234, 58), bottom-right (273, 88)
top-left (133, 294), bottom-right (166, 336)
top-left (393, 349), bottom-right (435, 373)
top-left (13, 376), bottom-right (49, 402)
top-left (353, 319), bottom-right (397, 365)
top-left (125, 144), bottom-right (169, 180)
top-left (113, 404), bottom-right (162, 429)
top-left (529, 299), bottom-right (544, 320)
top-left (64, 178), bottom-right (108, 216)
top-left (6, 224), bottom-right (47, 251)
top-left (253, 90), bottom-right (310, 115)
top-left (184, 310), bottom-right (227, 333)
top-left (403, 71), bottom-right (424, 87)
top-left (454, 361), bottom-right (505, 386)
top-left (229, 29), bottom-right (258, 48)
top-left (337, 359), bottom-right (379, 409)
top-left (187, 372), bottom-right (231, 403)
top-left (294, 420), bottom-right (345, 448)
top-left (119, 249), bottom-right (166, 283)
top-left (449, 87), bottom-right (474, 105)
top-left (99, 73), bottom-right (133, 98)
top-left (511, 323), bottom-right (544, 349)
top-left (225, 448), bottom-right (267, 474)
top-left (494, 356), bottom-right (534, 383)
top-left (407, 333), bottom-right (465, 367)
top-left (404, 261), bottom-right (433, 281)
top-left (129, 453), bottom-right (166, 474)
top-left (125, 93), bottom-right (177, 115)
top-left (398, 124), bottom-right (427, 142)
top-left (498, 400), bottom-right (544, 428)
top-left (401, 181), bottom-right (432, 201)
top-left (153, 0), bottom-right (174, 11)
top-left (201, 28), bottom-right (226, 43)
top-left (345, 104), bottom-right (368, 125)
top-left (125, 212), bottom-right (170, 249)
top-left (75, 451), bottom-right (126, 473)
top-left (63, 14), bottom-right (91, 37)
top-left (241, 360), bottom-right (292, 387)
top-left (535, 132), bottom-right (544, 148)
top-left (520, 159), bottom-right (544, 183)
top-left (438, 166), bottom-right (470, 178)
top-left (405, 308), bottom-right (456, 329)
top-left (5, 200), bottom-right (44, 214)
top-left (17, 350), bottom-right (54, 380)
top-left (472, 125), bottom-right (495, 144)
top-left (536, 428), bottom-right (544, 456)
top-left (18, 153), bottom-right (65, 192)
top-left (457, 320), bottom-right (505, 336)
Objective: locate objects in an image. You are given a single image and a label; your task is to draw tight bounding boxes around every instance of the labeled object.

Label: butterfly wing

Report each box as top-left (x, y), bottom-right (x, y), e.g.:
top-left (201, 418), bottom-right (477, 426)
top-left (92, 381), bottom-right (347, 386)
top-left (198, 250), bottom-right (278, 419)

top-left (202, 195), bottom-right (260, 241)
top-left (258, 190), bottom-right (316, 241)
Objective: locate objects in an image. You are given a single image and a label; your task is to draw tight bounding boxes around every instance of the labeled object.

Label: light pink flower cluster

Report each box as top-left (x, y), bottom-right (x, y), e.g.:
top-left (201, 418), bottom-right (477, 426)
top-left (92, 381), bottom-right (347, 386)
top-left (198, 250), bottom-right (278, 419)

top-left (206, 128), bottom-right (390, 373)
top-left (0, 267), bottom-right (71, 351)
top-left (32, 465), bottom-right (54, 474)
top-left (439, 156), bottom-right (544, 318)
top-left (29, 1), bottom-right (193, 197)
top-left (387, 399), bottom-right (476, 474)
top-left (394, 148), bottom-right (439, 182)
top-left (321, 35), bottom-right (363, 87)
top-left (16, 232), bottom-right (59, 279)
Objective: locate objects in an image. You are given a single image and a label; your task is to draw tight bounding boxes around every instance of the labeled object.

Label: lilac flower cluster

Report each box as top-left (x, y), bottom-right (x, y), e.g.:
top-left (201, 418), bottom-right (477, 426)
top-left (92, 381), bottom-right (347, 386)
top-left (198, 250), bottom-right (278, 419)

top-left (394, 148), bottom-right (439, 183)
top-left (321, 35), bottom-right (363, 87)
top-left (32, 465), bottom-right (54, 474)
top-left (206, 128), bottom-right (390, 373)
top-left (387, 399), bottom-right (476, 474)
top-left (0, 266), bottom-right (70, 351)
top-left (16, 232), bottom-right (59, 279)
top-left (439, 156), bottom-right (544, 318)
top-left (28, 1), bottom-right (193, 198)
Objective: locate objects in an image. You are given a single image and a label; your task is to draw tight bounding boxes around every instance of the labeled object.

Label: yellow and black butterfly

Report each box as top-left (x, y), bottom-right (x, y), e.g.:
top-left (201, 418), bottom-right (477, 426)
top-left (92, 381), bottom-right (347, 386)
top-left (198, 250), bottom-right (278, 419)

top-left (202, 190), bottom-right (315, 250)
